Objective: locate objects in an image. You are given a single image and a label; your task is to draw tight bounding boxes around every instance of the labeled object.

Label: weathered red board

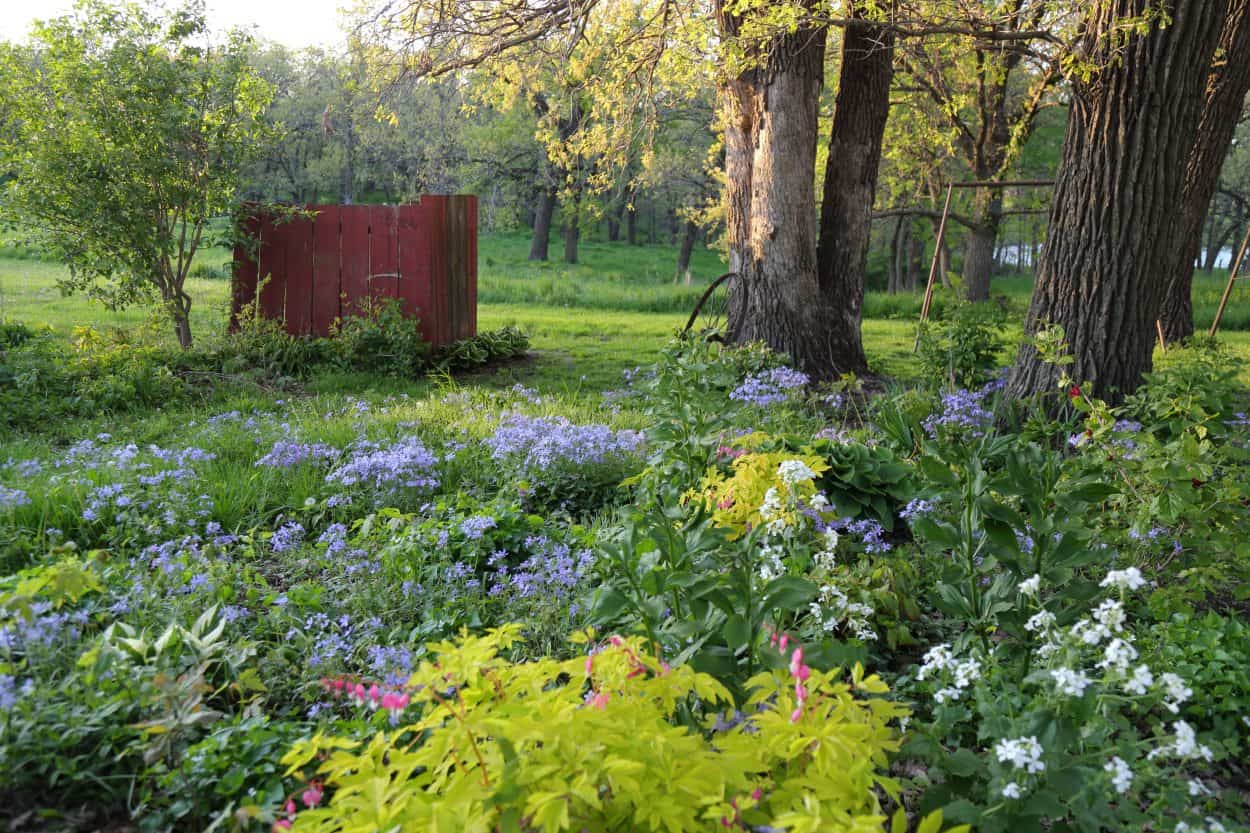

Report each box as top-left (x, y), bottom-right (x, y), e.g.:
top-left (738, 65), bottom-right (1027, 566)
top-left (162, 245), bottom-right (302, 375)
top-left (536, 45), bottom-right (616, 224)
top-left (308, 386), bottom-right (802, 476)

top-left (231, 197), bottom-right (477, 346)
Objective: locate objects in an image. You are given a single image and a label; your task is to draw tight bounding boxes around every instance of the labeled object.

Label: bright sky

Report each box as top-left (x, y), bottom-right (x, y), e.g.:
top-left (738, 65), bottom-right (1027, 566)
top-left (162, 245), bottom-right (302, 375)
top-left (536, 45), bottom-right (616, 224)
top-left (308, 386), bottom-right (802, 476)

top-left (0, 0), bottom-right (352, 49)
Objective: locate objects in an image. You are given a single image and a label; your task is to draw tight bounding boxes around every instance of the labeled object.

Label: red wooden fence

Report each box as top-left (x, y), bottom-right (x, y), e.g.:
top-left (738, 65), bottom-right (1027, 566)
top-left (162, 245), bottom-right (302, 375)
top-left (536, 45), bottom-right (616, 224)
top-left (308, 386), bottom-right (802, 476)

top-left (231, 196), bottom-right (477, 346)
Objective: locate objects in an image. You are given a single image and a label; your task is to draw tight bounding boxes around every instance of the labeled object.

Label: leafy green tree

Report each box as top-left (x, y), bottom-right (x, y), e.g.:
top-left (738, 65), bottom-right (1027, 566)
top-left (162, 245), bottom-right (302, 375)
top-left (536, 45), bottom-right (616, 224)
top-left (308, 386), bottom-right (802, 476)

top-left (0, 0), bottom-right (274, 348)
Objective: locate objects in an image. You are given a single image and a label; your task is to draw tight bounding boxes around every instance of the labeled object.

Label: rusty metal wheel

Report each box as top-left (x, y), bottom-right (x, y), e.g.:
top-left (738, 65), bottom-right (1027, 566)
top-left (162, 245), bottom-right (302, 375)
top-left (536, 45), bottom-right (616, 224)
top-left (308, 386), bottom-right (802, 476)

top-left (682, 272), bottom-right (735, 342)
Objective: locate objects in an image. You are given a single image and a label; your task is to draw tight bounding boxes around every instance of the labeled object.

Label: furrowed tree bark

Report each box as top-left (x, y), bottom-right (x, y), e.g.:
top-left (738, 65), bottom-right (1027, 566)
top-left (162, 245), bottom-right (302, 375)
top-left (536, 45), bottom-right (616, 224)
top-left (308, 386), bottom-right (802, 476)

top-left (815, 1), bottom-right (894, 375)
top-left (717, 2), bottom-right (854, 379)
top-left (1009, 0), bottom-right (1231, 403)
top-left (1158, 0), bottom-right (1250, 343)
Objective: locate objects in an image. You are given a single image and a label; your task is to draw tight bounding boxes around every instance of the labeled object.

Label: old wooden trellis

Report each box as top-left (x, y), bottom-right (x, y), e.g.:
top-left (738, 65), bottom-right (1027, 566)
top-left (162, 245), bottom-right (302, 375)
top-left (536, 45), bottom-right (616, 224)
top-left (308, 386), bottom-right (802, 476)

top-left (231, 196), bottom-right (477, 347)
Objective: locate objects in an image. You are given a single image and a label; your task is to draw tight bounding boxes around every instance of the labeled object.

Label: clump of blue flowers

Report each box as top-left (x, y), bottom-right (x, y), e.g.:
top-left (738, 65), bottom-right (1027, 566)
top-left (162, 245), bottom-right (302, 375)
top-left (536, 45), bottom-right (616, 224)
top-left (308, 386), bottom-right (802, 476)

top-left (486, 413), bottom-right (643, 475)
top-left (730, 367), bottom-right (810, 407)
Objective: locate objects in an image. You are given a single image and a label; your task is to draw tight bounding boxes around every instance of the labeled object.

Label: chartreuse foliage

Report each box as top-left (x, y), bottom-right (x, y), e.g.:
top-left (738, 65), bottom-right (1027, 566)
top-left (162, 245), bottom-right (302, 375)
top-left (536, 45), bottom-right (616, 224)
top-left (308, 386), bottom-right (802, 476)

top-left (280, 625), bottom-right (946, 833)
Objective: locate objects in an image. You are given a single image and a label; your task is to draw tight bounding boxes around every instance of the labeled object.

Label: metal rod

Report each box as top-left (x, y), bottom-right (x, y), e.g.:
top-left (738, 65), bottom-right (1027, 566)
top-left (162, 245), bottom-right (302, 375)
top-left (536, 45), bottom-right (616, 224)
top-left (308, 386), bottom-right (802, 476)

top-left (946, 179), bottom-right (1054, 189)
top-left (913, 182), bottom-right (954, 352)
top-left (1209, 222), bottom-right (1250, 338)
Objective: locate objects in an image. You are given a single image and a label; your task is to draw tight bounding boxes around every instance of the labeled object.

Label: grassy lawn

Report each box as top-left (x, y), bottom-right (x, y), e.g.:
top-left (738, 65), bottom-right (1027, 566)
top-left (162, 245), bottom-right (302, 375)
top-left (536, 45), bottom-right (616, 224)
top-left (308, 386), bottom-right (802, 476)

top-left (3, 232), bottom-right (1249, 399)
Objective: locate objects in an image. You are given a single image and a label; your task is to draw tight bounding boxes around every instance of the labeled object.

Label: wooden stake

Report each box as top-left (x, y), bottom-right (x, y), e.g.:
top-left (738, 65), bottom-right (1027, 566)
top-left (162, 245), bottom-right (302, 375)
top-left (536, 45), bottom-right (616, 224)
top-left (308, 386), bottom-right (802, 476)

top-left (913, 182), bottom-right (954, 352)
top-left (1156, 319), bottom-right (1166, 353)
top-left (1210, 223), bottom-right (1250, 338)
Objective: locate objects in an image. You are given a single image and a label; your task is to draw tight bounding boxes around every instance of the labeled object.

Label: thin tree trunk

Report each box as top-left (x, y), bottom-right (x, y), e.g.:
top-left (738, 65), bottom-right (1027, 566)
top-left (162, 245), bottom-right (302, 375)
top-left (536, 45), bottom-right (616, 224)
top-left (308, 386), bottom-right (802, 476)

top-left (1158, 0), bottom-right (1250, 343)
top-left (964, 187), bottom-right (1002, 301)
top-left (1010, 0), bottom-right (1230, 402)
top-left (676, 219), bottom-right (698, 281)
top-left (529, 186), bottom-right (557, 261)
top-left (340, 116), bottom-right (355, 205)
top-left (815, 0), bottom-right (894, 374)
top-left (908, 227), bottom-right (923, 291)
top-left (888, 214), bottom-right (904, 294)
top-left (563, 183), bottom-right (582, 265)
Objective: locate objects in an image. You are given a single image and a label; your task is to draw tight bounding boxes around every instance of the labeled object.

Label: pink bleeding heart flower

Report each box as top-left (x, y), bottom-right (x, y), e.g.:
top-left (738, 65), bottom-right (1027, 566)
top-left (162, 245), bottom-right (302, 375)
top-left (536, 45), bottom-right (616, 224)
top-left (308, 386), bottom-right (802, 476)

top-left (302, 781), bottom-right (323, 808)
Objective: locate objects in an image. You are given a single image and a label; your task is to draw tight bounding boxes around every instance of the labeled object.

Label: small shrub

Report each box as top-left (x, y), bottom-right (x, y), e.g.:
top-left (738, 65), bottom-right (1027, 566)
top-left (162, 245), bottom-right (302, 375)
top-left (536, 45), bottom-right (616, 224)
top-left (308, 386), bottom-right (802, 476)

top-left (331, 297), bottom-right (429, 377)
top-left (917, 302), bottom-right (1011, 389)
top-left (277, 626), bottom-right (935, 833)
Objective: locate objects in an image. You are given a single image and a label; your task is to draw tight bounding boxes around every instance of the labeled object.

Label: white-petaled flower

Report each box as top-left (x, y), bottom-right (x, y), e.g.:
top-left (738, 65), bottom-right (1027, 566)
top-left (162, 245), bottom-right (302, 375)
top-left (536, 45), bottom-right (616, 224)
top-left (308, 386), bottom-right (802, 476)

top-left (758, 545), bottom-right (786, 582)
top-left (933, 686), bottom-right (962, 704)
top-left (1104, 756), bottom-right (1133, 794)
top-left (1093, 599), bottom-right (1127, 632)
top-left (809, 492), bottom-right (829, 511)
top-left (918, 644), bottom-right (955, 680)
top-left (994, 736), bottom-right (1045, 773)
top-left (1098, 638), bottom-right (1138, 673)
top-left (777, 460), bottom-right (817, 487)
top-left (1050, 667), bottom-right (1093, 697)
top-left (1018, 573), bottom-right (1041, 596)
top-left (1124, 664), bottom-right (1154, 695)
top-left (823, 527), bottom-right (839, 551)
top-left (952, 658), bottom-right (981, 688)
top-left (1160, 672), bottom-right (1193, 713)
top-left (1101, 567), bottom-right (1147, 592)
top-left (1036, 641), bottom-right (1061, 659)
top-left (1001, 782), bottom-right (1022, 799)
top-left (1176, 721), bottom-right (1214, 761)
top-left (1025, 610), bottom-right (1057, 632)
top-left (1070, 617), bottom-right (1111, 645)
top-left (760, 488), bottom-right (783, 521)
top-left (1188, 778), bottom-right (1211, 797)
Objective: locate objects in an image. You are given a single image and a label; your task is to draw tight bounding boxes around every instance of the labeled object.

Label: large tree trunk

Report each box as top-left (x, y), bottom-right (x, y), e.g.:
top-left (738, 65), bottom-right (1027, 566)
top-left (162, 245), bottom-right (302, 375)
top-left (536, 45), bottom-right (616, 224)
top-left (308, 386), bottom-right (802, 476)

top-left (815, 3), bottom-right (894, 375)
top-left (529, 186), bottom-right (557, 261)
top-left (963, 188), bottom-right (1003, 301)
top-left (718, 3), bottom-right (852, 378)
top-left (1158, 0), bottom-right (1250, 343)
top-left (1009, 0), bottom-right (1230, 403)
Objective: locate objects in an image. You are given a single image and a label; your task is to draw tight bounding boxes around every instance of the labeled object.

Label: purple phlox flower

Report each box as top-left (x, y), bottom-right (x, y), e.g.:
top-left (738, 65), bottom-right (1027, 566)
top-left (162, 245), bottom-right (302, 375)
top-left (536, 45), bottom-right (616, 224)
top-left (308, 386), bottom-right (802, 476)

top-left (256, 440), bottom-right (341, 469)
top-left (486, 413), bottom-right (644, 474)
top-left (271, 521), bottom-right (306, 553)
top-left (922, 388), bottom-right (994, 440)
top-left (327, 437), bottom-right (439, 495)
top-left (899, 497), bottom-right (936, 522)
top-left (0, 485), bottom-right (31, 510)
top-left (730, 367), bottom-right (810, 407)
top-left (460, 515), bottom-right (497, 540)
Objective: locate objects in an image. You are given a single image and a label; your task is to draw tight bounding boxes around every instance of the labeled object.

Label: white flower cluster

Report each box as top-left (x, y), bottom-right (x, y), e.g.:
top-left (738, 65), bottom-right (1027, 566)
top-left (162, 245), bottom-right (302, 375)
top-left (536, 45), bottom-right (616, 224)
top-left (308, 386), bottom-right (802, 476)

top-left (759, 487), bottom-right (788, 536)
top-left (1175, 818), bottom-right (1230, 833)
top-left (808, 582), bottom-right (876, 641)
top-left (1050, 667), bottom-right (1093, 697)
top-left (1024, 609), bottom-right (1057, 633)
top-left (918, 643), bottom-right (981, 703)
top-left (1034, 576), bottom-right (1197, 710)
top-left (757, 543), bottom-right (786, 582)
top-left (1100, 566), bottom-right (1147, 591)
top-left (1148, 720), bottom-right (1214, 763)
top-left (995, 735), bottom-right (1045, 773)
top-left (812, 527), bottom-right (839, 571)
top-left (776, 459), bottom-right (817, 488)
top-left (1160, 672), bottom-right (1193, 714)
top-left (1104, 756), bottom-right (1133, 794)
top-left (1017, 573), bottom-right (1041, 596)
